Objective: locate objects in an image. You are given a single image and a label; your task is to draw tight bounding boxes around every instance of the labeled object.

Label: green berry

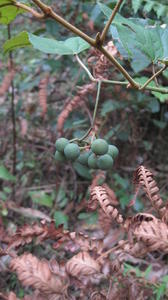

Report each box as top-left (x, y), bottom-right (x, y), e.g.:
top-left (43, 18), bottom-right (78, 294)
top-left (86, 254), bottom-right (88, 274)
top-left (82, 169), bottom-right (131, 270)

top-left (55, 151), bottom-right (66, 162)
top-left (64, 143), bottom-right (80, 161)
top-left (77, 150), bottom-right (91, 165)
top-left (108, 145), bottom-right (119, 159)
top-left (91, 139), bottom-right (108, 155)
top-left (97, 154), bottom-right (113, 170)
top-left (88, 153), bottom-right (98, 169)
top-left (55, 138), bottom-right (69, 153)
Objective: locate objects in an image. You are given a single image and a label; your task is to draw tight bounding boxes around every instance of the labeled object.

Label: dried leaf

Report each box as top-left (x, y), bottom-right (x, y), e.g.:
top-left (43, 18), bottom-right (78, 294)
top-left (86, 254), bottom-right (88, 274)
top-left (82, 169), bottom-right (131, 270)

top-left (66, 251), bottom-right (100, 278)
top-left (10, 253), bottom-right (69, 296)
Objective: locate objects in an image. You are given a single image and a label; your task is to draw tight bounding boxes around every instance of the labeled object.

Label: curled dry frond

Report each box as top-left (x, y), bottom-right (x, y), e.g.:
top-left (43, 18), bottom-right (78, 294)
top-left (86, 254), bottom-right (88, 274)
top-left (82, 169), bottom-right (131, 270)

top-left (10, 253), bottom-right (69, 296)
top-left (66, 251), bottom-right (101, 278)
top-left (134, 166), bottom-right (166, 218)
top-left (39, 73), bottom-right (49, 118)
top-left (7, 221), bottom-right (66, 251)
top-left (134, 217), bottom-right (168, 253)
top-left (57, 83), bottom-right (95, 134)
top-left (68, 231), bottom-right (103, 254)
top-left (88, 41), bottom-right (118, 80)
top-left (89, 186), bottom-right (124, 225)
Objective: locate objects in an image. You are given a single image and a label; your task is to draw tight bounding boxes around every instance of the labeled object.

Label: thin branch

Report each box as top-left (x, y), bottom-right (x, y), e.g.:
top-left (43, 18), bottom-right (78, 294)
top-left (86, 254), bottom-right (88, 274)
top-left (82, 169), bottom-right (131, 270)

top-left (100, 0), bottom-right (124, 44)
top-left (8, 25), bottom-right (16, 202)
top-left (31, 0), bottom-right (95, 46)
top-left (92, 81), bottom-right (102, 126)
top-left (76, 55), bottom-right (168, 94)
top-left (139, 65), bottom-right (167, 90)
top-left (15, 2), bottom-right (44, 18)
top-left (99, 45), bottom-right (139, 88)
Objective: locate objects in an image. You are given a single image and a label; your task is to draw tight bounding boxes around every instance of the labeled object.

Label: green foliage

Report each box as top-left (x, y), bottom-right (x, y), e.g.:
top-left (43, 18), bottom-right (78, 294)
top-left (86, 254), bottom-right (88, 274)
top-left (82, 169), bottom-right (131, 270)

top-left (28, 191), bottom-right (54, 208)
top-left (3, 31), bottom-right (90, 55)
top-left (54, 210), bottom-right (68, 229)
top-left (131, 0), bottom-right (168, 19)
top-left (0, 0), bottom-right (25, 24)
top-left (0, 164), bottom-right (15, 181)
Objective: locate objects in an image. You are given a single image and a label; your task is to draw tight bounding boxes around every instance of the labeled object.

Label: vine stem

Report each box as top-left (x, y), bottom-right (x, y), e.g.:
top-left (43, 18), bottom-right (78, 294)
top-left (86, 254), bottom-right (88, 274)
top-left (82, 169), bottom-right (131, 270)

top-left (76, 55), bottom-right (168, 94)
top-left (8, 24), bottom-right (16, 201)
top-left (100, 0), bottom-right (124, 44)
top-left (139, 65), bottom-right (167, 90)
top-left (69, 81), bottom-right (102, 143)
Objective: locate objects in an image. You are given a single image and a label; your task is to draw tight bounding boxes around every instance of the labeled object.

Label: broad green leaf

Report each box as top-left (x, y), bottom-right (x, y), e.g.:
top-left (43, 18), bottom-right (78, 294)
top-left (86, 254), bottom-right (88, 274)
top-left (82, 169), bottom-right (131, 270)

top-left (54, 211), bottom-right (68, 229)
top-left (0, 0), bottom-right (25, 24)
top-left (99, 3), bottom-right (168, 66)
top-left (0, 164), bottom-right (15, 181)
top-left (101, 100), bottom-right (120, 117)
top-left (29, 191), bottom-right (53, 207)
top-left (3, 31), bottom-right (30, 53)
top-left (3, 31), bottom-right (90, 55)
top-left (28, 34), bottom-right (90, 55)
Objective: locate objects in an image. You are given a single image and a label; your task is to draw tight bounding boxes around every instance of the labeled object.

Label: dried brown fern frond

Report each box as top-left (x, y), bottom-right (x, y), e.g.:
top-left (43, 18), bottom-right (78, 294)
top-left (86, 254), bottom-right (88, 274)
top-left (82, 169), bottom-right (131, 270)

top-left (0, 69), bottom-right (15, 96)
top-left (133, 217), bottom-right (168, 253)
top-left (66, 251), bottom-right (101, 279)
top-left (57, 83), bottom-right (95, 134)
top-left (68, 231), bottom-right (103, 254)
top-left (134, 166), bottom-right (166, 218)
top-left (7, 221), bottom-right (65, 251)
top-left (39, 73), bottom-right (49, 118)
top-left (89, 186), bottom-right (124, 225)
top-left (10, 253), bottom-right (69, 297)
top-left (88, 41), bottom-right (118, 80)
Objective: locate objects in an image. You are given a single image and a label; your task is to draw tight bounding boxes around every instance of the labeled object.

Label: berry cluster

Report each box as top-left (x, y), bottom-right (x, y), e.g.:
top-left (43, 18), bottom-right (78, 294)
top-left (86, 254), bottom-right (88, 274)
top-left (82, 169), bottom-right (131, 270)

top-left (55, 138), bottom-right (119, 170)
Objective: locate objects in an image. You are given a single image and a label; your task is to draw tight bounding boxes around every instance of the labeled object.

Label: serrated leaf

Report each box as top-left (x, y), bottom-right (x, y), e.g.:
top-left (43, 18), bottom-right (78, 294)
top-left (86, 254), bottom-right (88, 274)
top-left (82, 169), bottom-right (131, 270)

top-left (3, 31), bottom-right (90, 55)
top-left (0, 0), bottom-right (25, 24)
top-left (0, 164), bottom-right (15, 181)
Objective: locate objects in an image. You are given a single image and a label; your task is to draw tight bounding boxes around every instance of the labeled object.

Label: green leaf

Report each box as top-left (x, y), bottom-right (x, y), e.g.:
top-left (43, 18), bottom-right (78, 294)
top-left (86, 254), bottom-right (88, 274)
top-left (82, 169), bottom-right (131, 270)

top-left (99, 3), bottom-right (168, 66)
top-left (73, 162), bottom-right (91, 180)
top-left (29, 191), bottom-right (53, 207)
top-left (0, 0), bottom-right (25, 24)
top-left (101, 100), bottom-right (120, 117)
top-left (153, 120), bottom-right (167, 129)
top-left (0, 164), bottom-right (15, 181)
top-left (29, 34), bottom-right (90, 55)
top-left (54, 211), bottom-right (68, 229)
top-left (131, 0), bottom-right (142, 14)
top-left (3, 31), bottom-right (30, 53)
top-left (3, 31), bottom-right (90, 55)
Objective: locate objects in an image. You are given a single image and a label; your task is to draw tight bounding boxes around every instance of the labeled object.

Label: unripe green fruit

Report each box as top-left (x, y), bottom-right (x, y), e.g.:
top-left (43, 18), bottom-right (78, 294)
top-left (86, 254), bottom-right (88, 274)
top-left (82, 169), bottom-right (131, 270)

top-left (55, 151), bottom-right (66, 162)
top-left (91, 139), bottom-right (108, 155)
top-left (97, 154), bottom-right (113, 170)
top-left (55, 138), bottom-right (69, 153)
top-left (64, 143), bottom-right (80, 161)
top-left (108, 145), bottom-right (119, 158)
top-left (77, 150), bottom-right (91, 165)
top-left (88, 153), bottom-right (98, 169)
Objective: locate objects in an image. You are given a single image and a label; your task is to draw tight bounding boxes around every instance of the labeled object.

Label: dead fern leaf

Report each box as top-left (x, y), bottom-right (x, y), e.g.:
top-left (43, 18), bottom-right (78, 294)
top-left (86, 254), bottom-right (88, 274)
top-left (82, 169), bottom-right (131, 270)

top-left (66, 251), bottom-right (101, 278)
top-left (134, 218), bottom-right (168, 253)
top-left (134, 166), bottom-right (166, 217)
top-left (10, 253), bottom-right (69, 296)
top-left (57, 83), bottom-right (95, 134)
top-left (90, 186), bottom-right (124, 225)
top-left (68, 231), bottom-right (103, 254)
top-left (39, 73), bottom-right (49, 118)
